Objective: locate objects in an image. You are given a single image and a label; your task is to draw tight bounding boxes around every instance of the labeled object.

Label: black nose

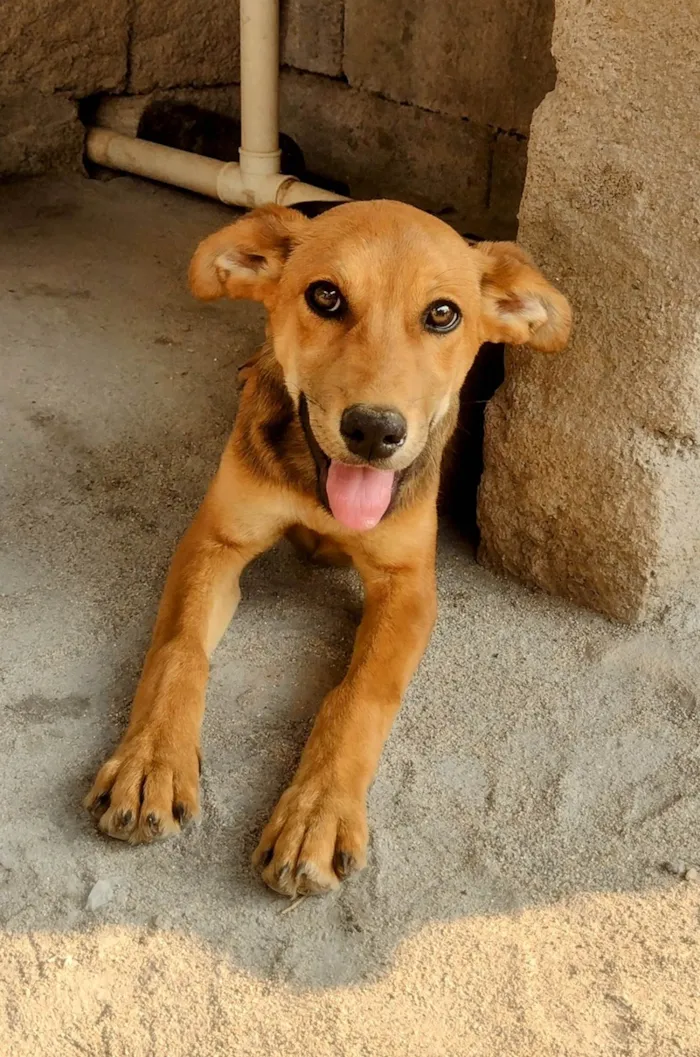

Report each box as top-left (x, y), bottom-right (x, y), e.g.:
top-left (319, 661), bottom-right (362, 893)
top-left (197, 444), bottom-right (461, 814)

top-left (340, 404), bottom-right (408, 461)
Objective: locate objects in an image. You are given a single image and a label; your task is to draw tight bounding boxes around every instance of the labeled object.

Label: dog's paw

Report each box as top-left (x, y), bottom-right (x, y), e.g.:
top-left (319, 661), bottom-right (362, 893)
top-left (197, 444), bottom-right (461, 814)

top-left (253, 776), bottom-right (368, 896)
top-left (84, 732), bottom-right (200, 843)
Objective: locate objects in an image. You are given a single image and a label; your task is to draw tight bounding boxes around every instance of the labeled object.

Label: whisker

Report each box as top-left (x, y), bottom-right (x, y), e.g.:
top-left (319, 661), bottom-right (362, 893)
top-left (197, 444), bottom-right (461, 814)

top-left (303, 392), bottom-right (328, 415)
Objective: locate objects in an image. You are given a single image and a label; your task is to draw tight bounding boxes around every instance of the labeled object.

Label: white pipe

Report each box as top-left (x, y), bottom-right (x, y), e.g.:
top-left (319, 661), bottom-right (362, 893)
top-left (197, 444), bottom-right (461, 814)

top-left (87, 128), bottom-right (231, 199)
top-left (84, 0), bottom-right (350, 210)
top-left (86, 128), bottom-right (348, 209)
top-left (239, 0), bottom-right (281, 177)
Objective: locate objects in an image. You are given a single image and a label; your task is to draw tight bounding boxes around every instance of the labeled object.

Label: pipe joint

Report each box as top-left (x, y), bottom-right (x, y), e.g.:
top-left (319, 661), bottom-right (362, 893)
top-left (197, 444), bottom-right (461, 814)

top-left (215, 166), bottom-right (300, 209)
top-left (238, 147), bottom-right (283, 177)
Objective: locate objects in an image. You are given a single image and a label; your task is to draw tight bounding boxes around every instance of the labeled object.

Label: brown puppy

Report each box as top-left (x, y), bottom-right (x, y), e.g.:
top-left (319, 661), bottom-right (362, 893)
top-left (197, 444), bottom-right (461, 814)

top-left (85, 201), bottom-right (571, 897)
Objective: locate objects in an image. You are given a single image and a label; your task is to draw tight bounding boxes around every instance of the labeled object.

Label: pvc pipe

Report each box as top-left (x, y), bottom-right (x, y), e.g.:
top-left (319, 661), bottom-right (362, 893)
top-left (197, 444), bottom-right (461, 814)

top-left (85, 128), bottom-right (348, 209)
top-left (87, 128), bottom-right (230, 199)
top-left (239, 0), bottom-right (281, 177)
top-left (92, 95), bottom-right (146, 138)
top-left (84, 0), bottom-right (350, 210)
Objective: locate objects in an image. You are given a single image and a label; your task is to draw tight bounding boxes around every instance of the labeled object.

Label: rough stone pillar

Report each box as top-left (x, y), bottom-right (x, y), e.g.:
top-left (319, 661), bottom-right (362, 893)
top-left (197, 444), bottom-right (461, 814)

top-left (477, 0), bottom-right (700, 622)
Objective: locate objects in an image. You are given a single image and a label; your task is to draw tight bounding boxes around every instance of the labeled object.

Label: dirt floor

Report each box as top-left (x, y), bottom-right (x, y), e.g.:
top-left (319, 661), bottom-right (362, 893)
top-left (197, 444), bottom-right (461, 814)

top-left (1, 175), bottom-right (699, 1056)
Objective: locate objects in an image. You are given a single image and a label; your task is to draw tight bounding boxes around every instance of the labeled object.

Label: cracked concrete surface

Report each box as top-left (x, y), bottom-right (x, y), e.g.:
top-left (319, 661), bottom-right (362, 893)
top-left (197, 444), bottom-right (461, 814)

top-left (1, 176), bottom-right (699, 1055)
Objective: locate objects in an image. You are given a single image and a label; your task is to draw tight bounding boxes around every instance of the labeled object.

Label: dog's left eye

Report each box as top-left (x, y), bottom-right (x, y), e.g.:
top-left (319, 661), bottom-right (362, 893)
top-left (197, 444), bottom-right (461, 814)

top-left (424, 300), bottom-right (461, 333)
top-left (305, 281), bottom-right (346, 319)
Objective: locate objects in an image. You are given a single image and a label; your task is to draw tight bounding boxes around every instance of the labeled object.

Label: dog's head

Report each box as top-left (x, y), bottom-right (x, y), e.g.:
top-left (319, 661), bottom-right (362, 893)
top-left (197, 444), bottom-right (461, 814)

top-left (189, 201), bottom-right (571, 530)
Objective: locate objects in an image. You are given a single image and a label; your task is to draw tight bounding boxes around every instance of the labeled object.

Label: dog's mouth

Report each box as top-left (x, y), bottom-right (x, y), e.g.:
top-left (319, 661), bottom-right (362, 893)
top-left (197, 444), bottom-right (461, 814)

top-left (298, 394), bottom-right (403, 532)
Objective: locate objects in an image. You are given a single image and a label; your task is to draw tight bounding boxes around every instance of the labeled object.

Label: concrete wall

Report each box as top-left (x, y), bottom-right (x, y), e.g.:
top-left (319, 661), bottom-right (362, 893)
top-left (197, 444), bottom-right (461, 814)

top-left (478, 0), bottom-right (700, 622)
top-left (0, 0), bottom-right (555, 239)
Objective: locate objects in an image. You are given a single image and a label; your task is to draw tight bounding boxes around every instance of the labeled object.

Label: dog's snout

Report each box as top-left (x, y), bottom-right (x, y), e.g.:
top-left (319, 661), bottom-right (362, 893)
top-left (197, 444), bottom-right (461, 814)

top-left (340, 404), bottom-right (407, 462)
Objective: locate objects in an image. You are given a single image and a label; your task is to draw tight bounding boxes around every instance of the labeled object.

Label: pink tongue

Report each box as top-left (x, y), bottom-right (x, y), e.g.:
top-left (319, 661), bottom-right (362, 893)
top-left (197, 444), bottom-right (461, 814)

top-left (326, 460), bottom-right (395, 531)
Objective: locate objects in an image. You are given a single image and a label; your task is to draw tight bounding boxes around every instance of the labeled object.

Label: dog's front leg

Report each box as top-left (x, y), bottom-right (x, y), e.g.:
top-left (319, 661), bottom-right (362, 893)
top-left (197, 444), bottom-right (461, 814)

top-left (85, 456), bottom-right (282, 843)
top-left (254, 508), bottom-right (437, 896)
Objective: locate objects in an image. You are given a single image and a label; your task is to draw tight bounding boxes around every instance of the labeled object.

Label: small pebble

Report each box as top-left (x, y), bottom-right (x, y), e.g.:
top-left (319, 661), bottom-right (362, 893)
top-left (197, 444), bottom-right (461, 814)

top-left (86, 879), bottom-right (114, 911)
top-left (685, 867), bottom-right (699, 883)
top-left (662, 860), bottom-right (687, 877)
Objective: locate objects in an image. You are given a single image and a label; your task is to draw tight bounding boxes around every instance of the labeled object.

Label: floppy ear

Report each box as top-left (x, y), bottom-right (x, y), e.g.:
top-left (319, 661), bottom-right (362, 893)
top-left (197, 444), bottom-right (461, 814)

top-left (188, 204), bottom-right (309, 306)
top-left (475, 241), bottom-right (572, 352)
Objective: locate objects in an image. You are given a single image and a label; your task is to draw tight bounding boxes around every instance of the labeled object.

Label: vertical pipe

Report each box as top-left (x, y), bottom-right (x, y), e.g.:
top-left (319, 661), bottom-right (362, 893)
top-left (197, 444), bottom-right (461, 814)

top-left (239, 0), bottom-right (282, 176)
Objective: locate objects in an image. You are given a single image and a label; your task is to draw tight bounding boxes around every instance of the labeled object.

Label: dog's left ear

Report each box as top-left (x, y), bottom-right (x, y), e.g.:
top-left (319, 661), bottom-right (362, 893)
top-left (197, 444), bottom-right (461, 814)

top-left (188, 204), bottom-right (309, 306)
top-left (475, 241), bottom-right (572, 352)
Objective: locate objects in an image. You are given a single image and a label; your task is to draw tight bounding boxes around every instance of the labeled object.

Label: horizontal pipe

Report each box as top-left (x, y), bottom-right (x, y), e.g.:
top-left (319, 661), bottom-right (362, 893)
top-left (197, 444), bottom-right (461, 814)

top-left (86, 127), bottom-right (226, 199)
top-left (85, 128), bottom-right (348, 209)
top-left (93, 95), bottom-right (147, 138)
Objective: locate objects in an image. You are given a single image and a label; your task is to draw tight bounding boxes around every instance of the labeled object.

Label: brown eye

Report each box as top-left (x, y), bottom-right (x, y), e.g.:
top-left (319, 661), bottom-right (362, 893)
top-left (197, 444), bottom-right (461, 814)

top-left (305, 281), bottom-right (346, 318)
top-left (424, 300), bottom-right (461, 333)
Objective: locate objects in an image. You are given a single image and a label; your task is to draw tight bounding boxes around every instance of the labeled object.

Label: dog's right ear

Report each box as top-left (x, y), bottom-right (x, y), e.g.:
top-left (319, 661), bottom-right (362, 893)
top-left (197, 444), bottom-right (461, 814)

top-left (475, 241), bottom-right (572, 352)
top-left (188, 204), bottom-right (309, 306)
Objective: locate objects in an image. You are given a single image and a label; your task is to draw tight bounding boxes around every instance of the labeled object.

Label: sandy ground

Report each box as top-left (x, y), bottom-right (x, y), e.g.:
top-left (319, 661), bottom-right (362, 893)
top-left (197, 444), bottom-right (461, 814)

top-left (1, 175), bottom-right (699, 1056)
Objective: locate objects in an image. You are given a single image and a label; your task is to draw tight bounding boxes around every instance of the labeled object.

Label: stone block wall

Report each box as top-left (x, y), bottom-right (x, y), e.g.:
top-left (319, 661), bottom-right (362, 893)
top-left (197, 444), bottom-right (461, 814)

top-left (0, 0), bottom-right (128, 176)
top-left (478, 0), bottom-right (700, 622)
top-left (0, 0), bottom-right (555, 239)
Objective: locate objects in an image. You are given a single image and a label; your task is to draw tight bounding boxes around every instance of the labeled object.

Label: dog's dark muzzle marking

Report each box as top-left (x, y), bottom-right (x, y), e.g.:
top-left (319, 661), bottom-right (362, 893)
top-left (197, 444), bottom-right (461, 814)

top-left (298, 392), bottom-right (332, 512)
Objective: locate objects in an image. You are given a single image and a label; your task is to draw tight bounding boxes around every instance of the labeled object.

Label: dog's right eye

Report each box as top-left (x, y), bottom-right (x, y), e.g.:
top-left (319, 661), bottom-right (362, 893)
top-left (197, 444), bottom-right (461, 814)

top-left (305, 281), bottom-right (346, 319)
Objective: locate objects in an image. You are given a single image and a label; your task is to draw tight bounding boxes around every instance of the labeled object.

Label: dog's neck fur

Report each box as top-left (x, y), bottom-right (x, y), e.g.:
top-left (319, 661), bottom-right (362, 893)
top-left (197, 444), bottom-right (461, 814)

top-left (233, 344), bottom-right (459, 517)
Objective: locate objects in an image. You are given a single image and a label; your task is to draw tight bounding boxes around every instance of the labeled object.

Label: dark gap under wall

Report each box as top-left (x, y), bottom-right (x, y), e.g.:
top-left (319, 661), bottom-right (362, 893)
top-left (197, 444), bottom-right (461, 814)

top-left (440, 343), bottom-right (505, 545)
